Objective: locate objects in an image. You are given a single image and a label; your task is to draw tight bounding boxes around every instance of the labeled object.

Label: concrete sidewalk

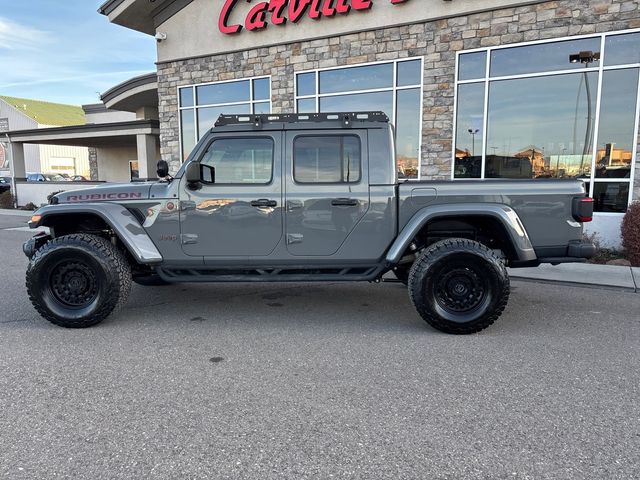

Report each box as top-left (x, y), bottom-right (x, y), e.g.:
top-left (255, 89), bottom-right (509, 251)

top-left (509, 263), bottom-right (639, 293)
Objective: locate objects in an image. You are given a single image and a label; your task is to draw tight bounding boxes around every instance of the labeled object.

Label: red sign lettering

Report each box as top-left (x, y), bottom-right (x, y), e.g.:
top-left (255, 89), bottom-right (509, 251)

top-left (219, 0), bottom-right (410, 35)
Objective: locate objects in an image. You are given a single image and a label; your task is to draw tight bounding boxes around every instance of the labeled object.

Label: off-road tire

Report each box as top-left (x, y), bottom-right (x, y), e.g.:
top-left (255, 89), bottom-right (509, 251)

top-left (133, 274), bottom-right (172, 287)
top-left (408, 238), bottom-right (509, 334)
top-left (26, 234), bottom-right (131, 328)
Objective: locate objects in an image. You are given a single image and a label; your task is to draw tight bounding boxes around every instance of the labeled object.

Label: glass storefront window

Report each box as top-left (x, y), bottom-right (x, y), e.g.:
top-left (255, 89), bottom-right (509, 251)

top-left (455, 31), bottom-right (640, 213)
top-left (604, 32), bottom-right (640, 66)
top-left (178, 77), bottom-right (271, 161)
top-left (180, 110), bottom-right (196, 161)
top-left (197, 80), bottom-right (250, 105)
top-left (296, 59), bottom-right (423, 179)
top-left (490, 38), bottom-right (601, 77)
top-left (458, 52), bottom-right (487, 81)
top-left (180, 88), bottom-right (194, 108)
top-left (319, 63), bottom-right (393, 94)
top-left (320, 91), bottom-right (393, 116)
top-left (594, 68), bottom-right (639, 179)
top-left (486, 72), bottom-right (598, 179)
top-left (397, 60), bottom-right (422, 87)
top-left (297, 72), bottom-right (316, 96)
top-left (454, 83), bottom-right (485, 178)
top-left (593, 182), bottom-right (630, 213)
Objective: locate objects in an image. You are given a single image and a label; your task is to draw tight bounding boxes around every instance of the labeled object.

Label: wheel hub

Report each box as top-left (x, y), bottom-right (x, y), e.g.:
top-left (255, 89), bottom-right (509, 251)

top-left (50, 261), bottom-right (98, 307)
top-left (435, 267), bottom-right (485, 313)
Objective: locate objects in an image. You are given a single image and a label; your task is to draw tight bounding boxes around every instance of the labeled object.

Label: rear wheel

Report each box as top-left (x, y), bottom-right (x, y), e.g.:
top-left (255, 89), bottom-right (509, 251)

top-left (26, 234), bottom-right (131, 328)
top-left (408, 238), bottom-right (509, 334)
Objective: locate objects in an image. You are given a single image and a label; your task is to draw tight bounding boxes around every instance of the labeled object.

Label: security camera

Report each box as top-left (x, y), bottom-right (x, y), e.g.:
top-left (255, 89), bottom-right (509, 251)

top-left (155, 32), bottom-right (167, 42)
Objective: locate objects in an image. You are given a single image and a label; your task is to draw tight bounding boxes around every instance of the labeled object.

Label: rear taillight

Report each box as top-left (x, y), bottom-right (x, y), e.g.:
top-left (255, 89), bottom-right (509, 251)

top-left (572, 196), bottom-right (594, 223)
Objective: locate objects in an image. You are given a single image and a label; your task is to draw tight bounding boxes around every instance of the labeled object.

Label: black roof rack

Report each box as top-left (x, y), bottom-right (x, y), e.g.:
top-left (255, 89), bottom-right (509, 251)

top-left (214, 111), bottom-right (389, 128)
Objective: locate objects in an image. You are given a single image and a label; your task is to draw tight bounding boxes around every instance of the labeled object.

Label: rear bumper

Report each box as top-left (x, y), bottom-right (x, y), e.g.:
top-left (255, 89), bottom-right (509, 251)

top-left (537, 240), bottom-right (597, 265)
top-left (512, 240), bottom-right (596, 267)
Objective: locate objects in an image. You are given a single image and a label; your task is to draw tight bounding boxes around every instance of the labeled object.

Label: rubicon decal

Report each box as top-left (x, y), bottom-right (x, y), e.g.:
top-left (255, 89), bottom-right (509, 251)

top-left (219, 0), bottom-right (410, 35)
top-left (66, 192), bottom-right (144, 202)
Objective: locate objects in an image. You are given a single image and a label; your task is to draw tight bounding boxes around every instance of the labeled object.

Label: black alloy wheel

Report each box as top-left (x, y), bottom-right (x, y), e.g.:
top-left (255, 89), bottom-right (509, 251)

top-left (26, 234), bottom-right (131, 328)
top-left (408, 238), bottom-right (510, 334)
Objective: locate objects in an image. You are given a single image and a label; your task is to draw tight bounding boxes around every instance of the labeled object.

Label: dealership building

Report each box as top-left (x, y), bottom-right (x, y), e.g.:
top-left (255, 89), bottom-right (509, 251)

top-left (100, 0), bottom-right (640, 245)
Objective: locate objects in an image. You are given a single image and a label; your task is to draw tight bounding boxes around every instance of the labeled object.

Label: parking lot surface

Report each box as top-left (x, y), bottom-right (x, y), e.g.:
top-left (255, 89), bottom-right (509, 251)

top-left (1, 215), bottom-right (639, 479)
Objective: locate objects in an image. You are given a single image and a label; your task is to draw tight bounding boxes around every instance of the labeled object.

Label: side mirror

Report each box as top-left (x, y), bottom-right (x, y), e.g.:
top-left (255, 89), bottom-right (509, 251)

top-left (185, 162), bottom-right (201, 188)
top-left (157, 160), bottom-right (169, 178)
top-left (185, 163), bottom-right (215, 189)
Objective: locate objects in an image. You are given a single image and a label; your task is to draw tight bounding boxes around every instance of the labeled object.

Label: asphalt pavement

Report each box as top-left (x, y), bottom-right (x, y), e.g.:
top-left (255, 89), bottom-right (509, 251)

top-left (0, 213), bottom-right (639, 479)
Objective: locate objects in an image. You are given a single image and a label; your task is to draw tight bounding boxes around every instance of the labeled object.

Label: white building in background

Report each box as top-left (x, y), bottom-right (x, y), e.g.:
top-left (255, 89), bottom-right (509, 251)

top-left (0, 96), bottom-right (90, 177)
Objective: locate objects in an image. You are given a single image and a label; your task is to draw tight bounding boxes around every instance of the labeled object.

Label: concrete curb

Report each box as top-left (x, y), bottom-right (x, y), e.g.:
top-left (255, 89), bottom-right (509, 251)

top-left (509, 263), bottom-right (638, 293)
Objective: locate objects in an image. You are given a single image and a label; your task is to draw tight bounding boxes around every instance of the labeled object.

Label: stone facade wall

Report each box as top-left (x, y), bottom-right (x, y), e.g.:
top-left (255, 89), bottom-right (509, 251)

top-left (158, 0), bottom-right (640, 192)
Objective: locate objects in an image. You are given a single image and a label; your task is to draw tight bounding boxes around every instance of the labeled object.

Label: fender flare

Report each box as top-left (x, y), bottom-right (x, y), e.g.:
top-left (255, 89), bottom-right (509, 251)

top-left (386, 203), bottom-right (537, 264)
top-left (29, 203), bottom-right (163, 265)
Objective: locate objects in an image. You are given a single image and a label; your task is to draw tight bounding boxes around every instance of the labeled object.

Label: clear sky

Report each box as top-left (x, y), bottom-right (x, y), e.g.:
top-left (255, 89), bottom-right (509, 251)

top-left (0, 0), bottom-right (156, 106)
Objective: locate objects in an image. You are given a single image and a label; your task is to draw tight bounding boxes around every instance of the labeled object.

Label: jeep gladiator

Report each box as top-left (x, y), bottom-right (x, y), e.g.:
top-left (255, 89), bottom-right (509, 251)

top-left (23, 112), bottom-right (595, 334)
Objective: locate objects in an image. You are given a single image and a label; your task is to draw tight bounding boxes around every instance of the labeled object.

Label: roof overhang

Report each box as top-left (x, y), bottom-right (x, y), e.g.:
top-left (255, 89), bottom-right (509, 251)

top-left (7, 120), bottom-right (159, 148)
top-left (99, 0), bottom-right (194, 35)
top-left (100, 73), bottom-right (158, 113)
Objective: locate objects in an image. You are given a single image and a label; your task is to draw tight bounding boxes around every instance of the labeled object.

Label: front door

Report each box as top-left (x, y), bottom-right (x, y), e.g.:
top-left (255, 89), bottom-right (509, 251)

top-left (180, 133), bottom-right (282, 257)
top-left (284, 130), bottom-right (369, 256)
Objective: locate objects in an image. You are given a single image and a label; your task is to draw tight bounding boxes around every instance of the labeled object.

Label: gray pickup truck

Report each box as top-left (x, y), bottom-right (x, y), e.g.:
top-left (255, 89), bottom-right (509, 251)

top-left (24, 112), bottom-right (595, 334)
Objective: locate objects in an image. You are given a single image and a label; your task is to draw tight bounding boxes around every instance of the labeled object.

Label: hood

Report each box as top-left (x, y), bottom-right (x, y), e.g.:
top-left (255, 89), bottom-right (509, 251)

top-left (52, 182), bottom-right (155, 204)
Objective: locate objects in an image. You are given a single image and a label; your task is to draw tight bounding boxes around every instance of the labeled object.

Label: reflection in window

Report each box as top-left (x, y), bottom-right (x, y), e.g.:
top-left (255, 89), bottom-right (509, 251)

top-left (455, 32), bottom-right (639, 212)
top-left (490, 37), bottom-right (601, 77)
top-left (178, 77), bottom-right (271, 161)
top-left (594, 68), bottom-right (638, 179)
top-left (397, 60), bottom-right (422, 87)
top-left (319, 64), bottom-right (393, 94)
top-left (201, 138), bottom-right (273, 184)
top-left (197, 80), bottom-right (250, 105)
top-left (296, 59), bottom-right (423, 179)
top-left (458, 52), bottom-right (487, 81)
top-left (396, 89), bottom-right (422, 179)
top-left (320, 91), bottom-right (393, 117)
top-left (485, 73), bottom-right (598, 179)
top-left (593, 182), bottom-right (630, 213)
top-left (604, 32), bottom-right (640, 66)
top-left (293, 136), bottom-right (361, 183)
top-left (197, 104), bottom-right (250, 140)
top-left (181, 110), bottom-right (196, 161)
top-left (454, 83), bottom-right (485, 178)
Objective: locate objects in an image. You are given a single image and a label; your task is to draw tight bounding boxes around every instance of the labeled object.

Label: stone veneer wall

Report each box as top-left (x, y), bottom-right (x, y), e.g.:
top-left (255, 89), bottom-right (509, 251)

top-left (157, 0), bottom-right (640, 199)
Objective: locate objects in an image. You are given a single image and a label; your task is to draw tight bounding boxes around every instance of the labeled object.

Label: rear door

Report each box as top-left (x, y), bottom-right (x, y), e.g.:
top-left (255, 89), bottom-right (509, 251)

top-left (284, 130), bottom-right (369, 256)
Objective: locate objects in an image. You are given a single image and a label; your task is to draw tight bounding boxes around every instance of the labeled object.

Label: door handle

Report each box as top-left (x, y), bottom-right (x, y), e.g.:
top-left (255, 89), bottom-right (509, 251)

top-left (331, 198), bottom-right (358, 207)
top-left (250, 199), bottom-right (277, 208)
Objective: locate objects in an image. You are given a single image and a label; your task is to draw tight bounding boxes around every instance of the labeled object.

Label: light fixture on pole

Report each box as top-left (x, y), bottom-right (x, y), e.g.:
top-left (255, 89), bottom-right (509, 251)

top-left (468, 128), bottom-right (479, 157)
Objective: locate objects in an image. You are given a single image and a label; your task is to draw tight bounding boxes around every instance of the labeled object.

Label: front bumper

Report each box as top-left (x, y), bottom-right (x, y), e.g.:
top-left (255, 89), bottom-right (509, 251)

top-left (23, 232), bottom-right (51, 259)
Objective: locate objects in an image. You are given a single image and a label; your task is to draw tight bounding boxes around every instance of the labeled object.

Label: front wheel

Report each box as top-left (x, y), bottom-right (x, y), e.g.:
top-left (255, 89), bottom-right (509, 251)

top-left (408, 239), bottom-right (509, 334)
top-left (26, 234), bottom-right (131, 328)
